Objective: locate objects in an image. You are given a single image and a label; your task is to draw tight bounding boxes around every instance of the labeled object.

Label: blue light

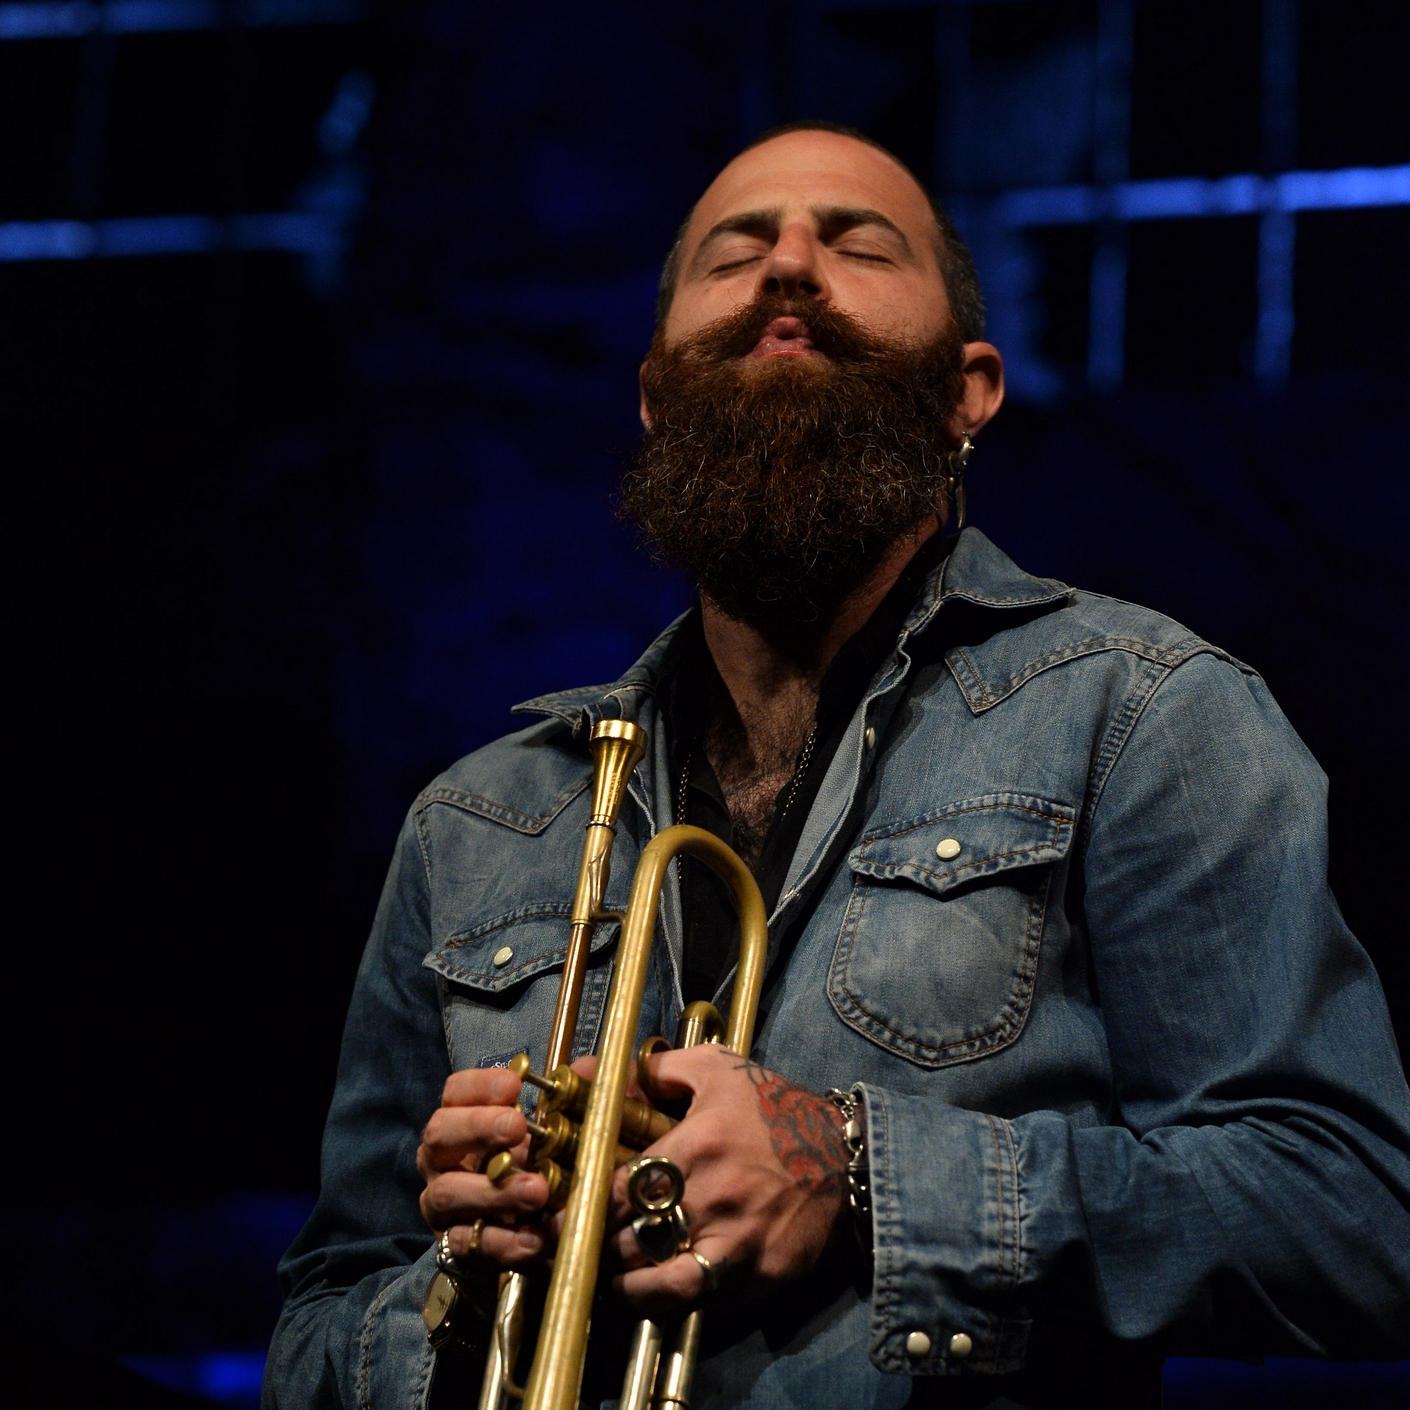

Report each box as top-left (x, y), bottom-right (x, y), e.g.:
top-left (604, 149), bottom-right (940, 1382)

top-left (318, 70), bottom-right (376, 158)
top-left (1279, 164), bottom-right (1410, 211)
top-left (0, 0), bottom-right (360, 39)
top-left (100, 214), bottom-right (219, 255)
top-left (989, 164), bottom-right (1410, 229)
top-left (198, 1351), bottom-right (269, 1404)
top-left (0, 220), bottom-right (97, 259)
top-left (123, 1350), bottom-right (267, 1408)
top-left (0, 211), bottom-right (342, 261)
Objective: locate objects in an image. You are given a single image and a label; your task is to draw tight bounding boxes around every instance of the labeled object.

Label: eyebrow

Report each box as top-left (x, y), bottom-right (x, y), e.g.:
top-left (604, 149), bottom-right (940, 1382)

top-left (691, 204), bottom-right (917, 270)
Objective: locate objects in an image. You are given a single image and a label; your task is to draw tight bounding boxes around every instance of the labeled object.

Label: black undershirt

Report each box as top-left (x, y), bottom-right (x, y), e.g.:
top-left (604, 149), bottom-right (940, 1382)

top-left (664, 532), bottom-right (954, 1005)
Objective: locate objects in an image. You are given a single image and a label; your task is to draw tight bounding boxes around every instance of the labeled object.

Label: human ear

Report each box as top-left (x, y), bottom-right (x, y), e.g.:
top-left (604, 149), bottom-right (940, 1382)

top-left (638, 362), bottom-right (652, 431)
top-left (948, 342), bottom-right (1004, 440)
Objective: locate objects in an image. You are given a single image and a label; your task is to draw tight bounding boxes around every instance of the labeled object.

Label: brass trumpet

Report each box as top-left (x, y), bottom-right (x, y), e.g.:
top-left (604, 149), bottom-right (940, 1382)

top-left (468, 719), bottom-right (769, 1410)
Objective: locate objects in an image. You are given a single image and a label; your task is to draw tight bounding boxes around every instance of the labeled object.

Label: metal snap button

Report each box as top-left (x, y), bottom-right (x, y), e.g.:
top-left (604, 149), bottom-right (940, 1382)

top-left (493, 945), bottom-right (514, 967)
top-left (864, 726), bottom-right (877, 750)
top-left (948, 1331), bottom-right (973, 1359)
top-left (935, 837), bottom-right (962, 860)
top-left (904, 1330), bottom-right (931, 1358)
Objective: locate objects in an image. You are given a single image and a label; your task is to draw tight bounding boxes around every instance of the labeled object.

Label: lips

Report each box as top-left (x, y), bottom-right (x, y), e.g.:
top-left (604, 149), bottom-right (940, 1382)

top-left (747, 315), bottom-right (817, 359)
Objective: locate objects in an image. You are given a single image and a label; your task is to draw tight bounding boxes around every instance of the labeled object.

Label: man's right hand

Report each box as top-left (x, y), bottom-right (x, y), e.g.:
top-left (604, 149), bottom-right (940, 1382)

top-left (417, 1065), bottom-right (551, 1269)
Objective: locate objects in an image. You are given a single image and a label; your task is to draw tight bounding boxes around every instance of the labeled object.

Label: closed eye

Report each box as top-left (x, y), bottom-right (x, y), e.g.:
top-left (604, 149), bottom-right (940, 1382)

top-left (709, 253), bottom-right (765, 275)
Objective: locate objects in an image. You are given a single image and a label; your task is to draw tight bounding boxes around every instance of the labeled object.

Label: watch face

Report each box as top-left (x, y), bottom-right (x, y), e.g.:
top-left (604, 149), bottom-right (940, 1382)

top-left (423, 1270), bottom-right (458, 1334)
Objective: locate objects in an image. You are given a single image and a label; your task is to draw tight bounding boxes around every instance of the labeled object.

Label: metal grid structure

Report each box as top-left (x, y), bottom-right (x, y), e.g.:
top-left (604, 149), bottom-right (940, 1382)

top-left (4, 0), bottom-right (1407, 394)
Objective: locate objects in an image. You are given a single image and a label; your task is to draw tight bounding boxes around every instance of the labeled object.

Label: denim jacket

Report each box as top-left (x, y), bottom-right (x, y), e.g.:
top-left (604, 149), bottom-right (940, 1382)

top-left (266, 529), bottom-right (1410, 1410)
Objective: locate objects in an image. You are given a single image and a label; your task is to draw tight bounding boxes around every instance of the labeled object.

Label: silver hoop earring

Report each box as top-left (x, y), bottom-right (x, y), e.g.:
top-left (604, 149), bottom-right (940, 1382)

top-left (946, 433), bottom-right (975, 529)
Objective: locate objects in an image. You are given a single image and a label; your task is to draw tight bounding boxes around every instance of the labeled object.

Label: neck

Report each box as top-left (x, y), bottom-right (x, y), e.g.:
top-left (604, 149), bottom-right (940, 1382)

top-left (699, 515), bottom-right (940, 711)
top-left (693, 515), bottom-right (940, 870)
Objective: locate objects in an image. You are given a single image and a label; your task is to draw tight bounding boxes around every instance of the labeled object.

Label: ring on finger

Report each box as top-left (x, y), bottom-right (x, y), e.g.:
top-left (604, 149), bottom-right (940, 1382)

top-left (435, 1227), bottom-right (459, 1274)
top-left (437, 1218), bottom-right (486, 1272)
top-left (689, 1248), bottom-right (720, 1294)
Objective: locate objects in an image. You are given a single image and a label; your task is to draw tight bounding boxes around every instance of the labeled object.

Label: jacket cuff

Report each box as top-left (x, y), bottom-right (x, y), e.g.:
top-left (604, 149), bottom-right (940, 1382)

top-left (357, 1246), bottom-right (440, 1409)
top-left (860, 1084), bottom-right (1031, 1376)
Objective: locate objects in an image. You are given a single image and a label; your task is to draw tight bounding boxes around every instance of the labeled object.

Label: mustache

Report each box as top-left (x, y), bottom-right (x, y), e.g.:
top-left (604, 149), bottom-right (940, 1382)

top-left (665, 292), bottom-right (920, 366)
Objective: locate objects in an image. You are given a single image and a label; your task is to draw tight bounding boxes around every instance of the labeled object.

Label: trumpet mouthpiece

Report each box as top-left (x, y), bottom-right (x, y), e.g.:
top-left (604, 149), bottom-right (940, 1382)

top-left (588, 720), bottom-right (648, 827)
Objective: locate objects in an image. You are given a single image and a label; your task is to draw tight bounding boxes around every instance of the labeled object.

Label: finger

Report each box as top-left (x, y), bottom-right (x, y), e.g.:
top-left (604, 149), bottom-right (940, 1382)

top-left (443, 1220), bottom-right (547, 1268)
top-left (613, 1241), bottom-right (727, 1311)
top-left (440, 1066), bottom-right (523, 1109)
top-left (640, 1041), bottom-right (743, 1105)
top-left (638, 1047), bottom-right (698, 1103)
top-left (421, 1168), bottom-right (548, 1229)
top-left (421, 1105), bottom-right (528, 1171)
top-left (603, 1220), bottom-right (653, 1273)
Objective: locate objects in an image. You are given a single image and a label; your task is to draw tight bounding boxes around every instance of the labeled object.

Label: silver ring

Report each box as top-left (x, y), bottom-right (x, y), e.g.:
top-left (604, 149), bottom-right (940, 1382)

top-left (436, 1227), bottom-right (458, 1274)
top-left (436, 1219), bottom-right (484, 1274)
top-left (689, 1248), bottom-right (719, 1293)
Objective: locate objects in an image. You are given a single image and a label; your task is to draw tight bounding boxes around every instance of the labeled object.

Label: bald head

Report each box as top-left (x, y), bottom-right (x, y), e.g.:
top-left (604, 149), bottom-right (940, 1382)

top-left (655, 125), bottom-right (985, 346)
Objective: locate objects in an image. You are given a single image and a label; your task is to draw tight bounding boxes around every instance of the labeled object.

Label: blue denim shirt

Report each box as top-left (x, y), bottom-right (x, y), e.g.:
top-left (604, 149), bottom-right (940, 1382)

top-left (266, 529), bottom-right (1410, 1410)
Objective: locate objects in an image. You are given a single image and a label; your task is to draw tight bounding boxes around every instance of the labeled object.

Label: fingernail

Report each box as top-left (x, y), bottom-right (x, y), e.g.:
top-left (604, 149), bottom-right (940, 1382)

top-left (516, 1229), bottom-right (542, 1252)
top-left (495, 1111), bottom-right (517, 1141)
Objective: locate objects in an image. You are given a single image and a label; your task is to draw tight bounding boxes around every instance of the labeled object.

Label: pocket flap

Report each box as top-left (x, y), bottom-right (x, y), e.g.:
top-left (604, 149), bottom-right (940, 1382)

top-left (849, 793), bottom-right (1076, 896)
top-left (424, 901), bottom-right (620, 993)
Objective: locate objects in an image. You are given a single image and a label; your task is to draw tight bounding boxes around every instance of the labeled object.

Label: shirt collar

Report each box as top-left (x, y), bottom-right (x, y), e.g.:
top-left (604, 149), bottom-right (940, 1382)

top-left (513, 527), bottom-right (1073, 733)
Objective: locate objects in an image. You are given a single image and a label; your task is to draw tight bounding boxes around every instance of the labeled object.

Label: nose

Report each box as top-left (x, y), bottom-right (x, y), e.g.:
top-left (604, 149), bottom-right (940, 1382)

top-left (758, 219), bottom-right (829, 302)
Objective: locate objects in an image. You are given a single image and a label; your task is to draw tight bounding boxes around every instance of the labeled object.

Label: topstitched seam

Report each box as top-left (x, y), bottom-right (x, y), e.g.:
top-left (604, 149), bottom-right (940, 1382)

top-left (988, 1113), bottom-right (1006, 1288)
top-left (357, 1278), bottom-right (395, 1410)
top-left (858, 839), bottom-right (1065, 886)
top-left (861, 800), bottom-right (1073, 843)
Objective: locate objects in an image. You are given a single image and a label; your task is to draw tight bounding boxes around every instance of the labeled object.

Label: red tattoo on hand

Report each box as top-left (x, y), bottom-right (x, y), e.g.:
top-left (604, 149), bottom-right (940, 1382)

top-left (737, 1061), bottom-right (847, 1195)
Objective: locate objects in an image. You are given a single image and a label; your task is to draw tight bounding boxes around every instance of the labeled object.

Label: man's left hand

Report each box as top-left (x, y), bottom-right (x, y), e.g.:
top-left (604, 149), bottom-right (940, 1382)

top-left (606, 1045), bottom-right (850, 1309)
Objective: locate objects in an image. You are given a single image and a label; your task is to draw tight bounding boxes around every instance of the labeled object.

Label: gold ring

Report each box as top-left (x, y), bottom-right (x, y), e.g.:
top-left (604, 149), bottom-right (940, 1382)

top-left (689, 1248), bottom-right (719, 1294)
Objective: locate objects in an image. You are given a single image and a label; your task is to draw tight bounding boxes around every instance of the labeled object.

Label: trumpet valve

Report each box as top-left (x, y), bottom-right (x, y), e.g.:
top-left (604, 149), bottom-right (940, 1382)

top-left (618, 1096), bottom-right (676, 1149)
top-left (528, 1111), bottom-right (574, 1163)
top-left (536, 1155), bottom-right (572, 1212)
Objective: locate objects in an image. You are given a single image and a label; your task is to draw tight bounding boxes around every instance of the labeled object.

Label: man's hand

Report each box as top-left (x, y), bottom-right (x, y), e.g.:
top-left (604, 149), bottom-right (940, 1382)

top-left (605, 1045), bottom-right (849, 1309)
top-left (417, 1065), bottom-right (551, 1268)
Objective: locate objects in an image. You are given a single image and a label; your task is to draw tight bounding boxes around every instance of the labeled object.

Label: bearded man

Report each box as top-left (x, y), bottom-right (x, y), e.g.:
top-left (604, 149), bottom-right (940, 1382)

top-left (264, 125), bottom-right (1410, 1410)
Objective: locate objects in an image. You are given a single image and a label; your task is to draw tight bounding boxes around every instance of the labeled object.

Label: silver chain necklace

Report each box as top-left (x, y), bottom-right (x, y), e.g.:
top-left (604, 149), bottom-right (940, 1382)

top-left (677, 720), bottom-right (820, 830)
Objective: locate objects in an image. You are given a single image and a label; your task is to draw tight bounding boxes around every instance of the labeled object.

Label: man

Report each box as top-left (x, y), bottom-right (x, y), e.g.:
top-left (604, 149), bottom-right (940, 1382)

top-left (265, 124), bottom-right (1410, 1409)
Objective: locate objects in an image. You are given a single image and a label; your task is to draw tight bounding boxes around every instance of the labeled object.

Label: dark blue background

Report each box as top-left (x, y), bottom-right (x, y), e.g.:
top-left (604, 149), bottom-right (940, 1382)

top-left (2, 2), bottom-right (1406, 1404)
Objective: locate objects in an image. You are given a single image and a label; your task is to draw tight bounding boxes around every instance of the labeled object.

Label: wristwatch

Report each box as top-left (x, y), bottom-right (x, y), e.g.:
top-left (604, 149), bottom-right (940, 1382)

top-left (825, 1086), bottom-right (872, 1251)
top-left (423, 1229), bottom-right (496, 1351)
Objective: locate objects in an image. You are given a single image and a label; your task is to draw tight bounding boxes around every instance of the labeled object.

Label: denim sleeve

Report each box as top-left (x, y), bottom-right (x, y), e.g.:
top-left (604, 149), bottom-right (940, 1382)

top-left (263, 811), bottom-right (450, 1409)
top-left (862, 652), bottom-right (1410, 1375)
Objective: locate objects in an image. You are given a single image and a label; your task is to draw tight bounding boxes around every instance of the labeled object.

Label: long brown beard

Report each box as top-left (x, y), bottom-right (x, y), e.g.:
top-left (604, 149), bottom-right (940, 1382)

top-left (619, 293), bottom-right (966, 627)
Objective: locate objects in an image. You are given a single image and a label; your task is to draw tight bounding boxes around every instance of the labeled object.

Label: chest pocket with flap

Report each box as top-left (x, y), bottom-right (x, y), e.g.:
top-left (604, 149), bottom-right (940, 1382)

top-left (424, 901), bottom-right (623, 1070)
top-left (828, 793), bottom-right (1075, 1067)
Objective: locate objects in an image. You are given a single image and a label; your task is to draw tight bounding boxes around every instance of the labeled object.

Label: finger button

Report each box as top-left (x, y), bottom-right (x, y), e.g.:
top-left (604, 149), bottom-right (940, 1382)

top-left (486, 1151), bottom-right (517, 1184)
